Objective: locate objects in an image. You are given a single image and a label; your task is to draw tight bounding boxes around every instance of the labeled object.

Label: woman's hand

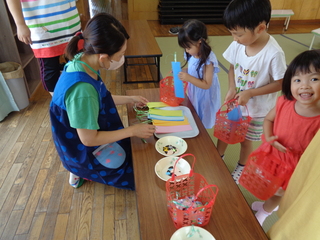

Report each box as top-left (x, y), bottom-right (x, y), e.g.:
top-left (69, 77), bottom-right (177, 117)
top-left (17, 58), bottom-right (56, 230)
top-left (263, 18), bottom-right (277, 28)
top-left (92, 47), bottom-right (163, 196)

top-left (266, 135), bottom-right (287, 153)
top-left (130, 123), bottom-right (155, 139)
top-left (17, 24), bottom-right (32, 45)
top-left (131, 95), bottom-right (148, 107)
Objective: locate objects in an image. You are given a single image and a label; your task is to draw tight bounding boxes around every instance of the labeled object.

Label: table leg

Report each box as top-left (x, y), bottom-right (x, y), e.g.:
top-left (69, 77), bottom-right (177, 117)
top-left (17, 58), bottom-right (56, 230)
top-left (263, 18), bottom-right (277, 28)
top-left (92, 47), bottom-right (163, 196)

top-left (284, 16), bottom-right (291, 31)
top-left (309, 35), bottom-right (316, 50)
top-left (157, 56), bottom-right (161, 81)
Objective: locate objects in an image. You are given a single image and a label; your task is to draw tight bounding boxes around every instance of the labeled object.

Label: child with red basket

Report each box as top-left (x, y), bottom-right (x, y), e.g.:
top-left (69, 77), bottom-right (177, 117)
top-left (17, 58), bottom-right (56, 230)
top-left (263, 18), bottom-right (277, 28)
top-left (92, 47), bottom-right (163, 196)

top-left (217, 0), bottom-right (287, 184)
top-left (248, 50), bottom-right (320, 225)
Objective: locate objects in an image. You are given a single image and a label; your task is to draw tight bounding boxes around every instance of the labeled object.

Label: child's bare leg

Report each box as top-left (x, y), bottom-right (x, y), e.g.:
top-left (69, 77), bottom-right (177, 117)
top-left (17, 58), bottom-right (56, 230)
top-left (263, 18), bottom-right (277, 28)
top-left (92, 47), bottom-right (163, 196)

top-left (231, 139), bottom-right (252, 184)
top-left (217, 139), bottom-right (228, 157)
top-left (252, 195), bottom-right (281, 225)
top-left (263, 195), bottom-right (282, 212)
top-left (239, 139), bottom-right (253, 165)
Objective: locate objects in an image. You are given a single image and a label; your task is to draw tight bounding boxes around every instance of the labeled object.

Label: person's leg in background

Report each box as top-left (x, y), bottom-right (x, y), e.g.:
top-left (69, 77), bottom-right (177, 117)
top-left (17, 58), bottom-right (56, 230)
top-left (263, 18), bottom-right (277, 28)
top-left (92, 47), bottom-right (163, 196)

top-left (233, 117), bottom-right (264, 183)
top-left (217, 139), bottom-right (228, 159)
top-left (38, 56), bottom-right (61, 96)
top-left (231, 139), bottom-right (253, 183)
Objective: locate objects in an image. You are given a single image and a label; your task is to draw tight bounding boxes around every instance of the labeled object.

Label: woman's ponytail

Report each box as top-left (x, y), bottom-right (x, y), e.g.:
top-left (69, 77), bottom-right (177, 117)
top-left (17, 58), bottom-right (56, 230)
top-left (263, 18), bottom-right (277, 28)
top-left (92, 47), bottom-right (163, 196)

top-left (65, 32), bottom-right (84, 60)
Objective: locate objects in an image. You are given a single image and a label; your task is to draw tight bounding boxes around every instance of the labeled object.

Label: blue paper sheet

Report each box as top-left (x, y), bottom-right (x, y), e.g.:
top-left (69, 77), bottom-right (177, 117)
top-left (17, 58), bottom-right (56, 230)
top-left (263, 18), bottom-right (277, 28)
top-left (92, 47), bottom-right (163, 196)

top-left (227, 106), bottom-right (242, 121)
top-left (148, 114), bottom-right (184, 121)
top-left (171, 61), bottom-right (184, 98)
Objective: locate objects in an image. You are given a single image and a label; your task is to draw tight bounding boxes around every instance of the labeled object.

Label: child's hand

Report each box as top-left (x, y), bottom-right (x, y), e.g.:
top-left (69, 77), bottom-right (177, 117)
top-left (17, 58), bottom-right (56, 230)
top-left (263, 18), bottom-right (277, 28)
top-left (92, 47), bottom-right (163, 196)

top-left (235, 90), bottom-right (252, 106)
top-left (224, 89), bottom-right (237, 103)
top-left (178, 72), bottom-right (190, 82)
top-left (17, 24), bottom-right (32, 45)
top-left (131, 96), bottom-right (148, 107)
top-left (131, 123), bottom-right (155, 138)
top-left (266, 135), bottom-right (287, 153)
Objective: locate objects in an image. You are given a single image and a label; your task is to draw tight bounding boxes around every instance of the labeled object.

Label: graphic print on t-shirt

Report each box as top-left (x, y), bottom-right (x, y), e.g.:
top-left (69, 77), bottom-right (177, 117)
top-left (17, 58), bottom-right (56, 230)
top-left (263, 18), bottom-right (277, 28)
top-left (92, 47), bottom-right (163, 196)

top-left (235, 63), bottom-right (258, 93)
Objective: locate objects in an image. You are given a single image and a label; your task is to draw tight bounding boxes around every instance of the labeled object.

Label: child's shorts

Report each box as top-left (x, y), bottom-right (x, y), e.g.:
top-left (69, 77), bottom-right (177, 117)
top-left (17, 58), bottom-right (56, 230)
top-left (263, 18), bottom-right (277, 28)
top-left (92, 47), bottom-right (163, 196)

top-left (245, 117), bottom-right (264, 142)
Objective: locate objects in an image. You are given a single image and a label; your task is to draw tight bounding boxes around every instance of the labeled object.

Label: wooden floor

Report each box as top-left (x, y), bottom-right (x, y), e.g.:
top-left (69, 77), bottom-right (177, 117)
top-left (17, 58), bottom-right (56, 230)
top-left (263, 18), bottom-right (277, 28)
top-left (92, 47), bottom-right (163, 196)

top-left (1, 0), bottom-right (319, 238)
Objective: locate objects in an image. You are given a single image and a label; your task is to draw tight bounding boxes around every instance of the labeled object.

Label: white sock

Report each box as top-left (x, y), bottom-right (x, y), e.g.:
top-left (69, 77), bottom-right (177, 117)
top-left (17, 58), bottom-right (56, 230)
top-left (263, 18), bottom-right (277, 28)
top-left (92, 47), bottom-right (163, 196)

top-left (252, 201), bottom-right (279, 226)
top-left (231, 163), bottom-right (245, 184)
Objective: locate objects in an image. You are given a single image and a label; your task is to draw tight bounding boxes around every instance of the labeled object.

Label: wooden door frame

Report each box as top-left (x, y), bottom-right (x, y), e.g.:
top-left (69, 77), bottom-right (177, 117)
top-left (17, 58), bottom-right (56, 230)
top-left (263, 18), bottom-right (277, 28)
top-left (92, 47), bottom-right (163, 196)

top-left (76, 0), bottom-right (90, 29)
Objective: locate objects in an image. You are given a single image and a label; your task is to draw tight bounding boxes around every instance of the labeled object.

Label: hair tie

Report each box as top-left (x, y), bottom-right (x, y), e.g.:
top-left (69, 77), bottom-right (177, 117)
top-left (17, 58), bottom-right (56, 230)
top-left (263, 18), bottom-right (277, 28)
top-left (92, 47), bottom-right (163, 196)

top-left (75, 32), bottom-right (84, 51)
top-left (75, 31), bottom-right (84, 39)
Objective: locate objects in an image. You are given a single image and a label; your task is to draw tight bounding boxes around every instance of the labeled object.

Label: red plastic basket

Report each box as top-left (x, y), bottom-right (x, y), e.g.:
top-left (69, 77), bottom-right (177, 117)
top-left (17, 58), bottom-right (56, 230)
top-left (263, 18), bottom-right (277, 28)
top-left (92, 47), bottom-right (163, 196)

top-left (213, 99), bottom-right (251, 144)
top-left (160, 76), bottom-right (187, 106)
top-left (239, 148), bottom-right (295, 200)
top-left (166, 154), bottom-right (219, 228)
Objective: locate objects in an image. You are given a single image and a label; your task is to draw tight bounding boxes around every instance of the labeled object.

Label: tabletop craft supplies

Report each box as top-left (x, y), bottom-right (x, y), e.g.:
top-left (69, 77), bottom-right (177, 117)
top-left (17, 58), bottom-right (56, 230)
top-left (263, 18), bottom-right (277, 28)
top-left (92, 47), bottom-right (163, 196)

top-left (155, 136), bottom-right (188, 157)
top-left (133, 100), bottom-right (218, 238)
top-left (166, 154), bottom-right (219, 229)
top-left (134, 101), bottom-right (194, 134)
top-left (148, 106), bottom-right (193, 133)
top-left (170, 225), bottom-right (216, 240)
top-left (160, 52), bottom-right (186, 106)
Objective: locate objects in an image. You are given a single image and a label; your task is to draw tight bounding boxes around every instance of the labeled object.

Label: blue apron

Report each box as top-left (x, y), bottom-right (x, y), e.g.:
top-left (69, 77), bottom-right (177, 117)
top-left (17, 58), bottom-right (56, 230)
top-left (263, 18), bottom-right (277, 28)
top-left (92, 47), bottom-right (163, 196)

top-left (50, 66), bottom-right (134, 190)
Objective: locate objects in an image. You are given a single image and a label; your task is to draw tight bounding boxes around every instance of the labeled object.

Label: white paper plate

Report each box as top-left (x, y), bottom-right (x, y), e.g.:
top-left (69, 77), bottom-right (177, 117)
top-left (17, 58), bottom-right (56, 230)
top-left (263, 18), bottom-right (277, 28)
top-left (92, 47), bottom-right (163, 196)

top-left (154, 106), bottom-right (199, 138)
top-left (155, 136), bottom-right (187, 157)
top-left (154, 156), bottom-right (191, 181)
top-left (170, 226), bottom-right (215, 240)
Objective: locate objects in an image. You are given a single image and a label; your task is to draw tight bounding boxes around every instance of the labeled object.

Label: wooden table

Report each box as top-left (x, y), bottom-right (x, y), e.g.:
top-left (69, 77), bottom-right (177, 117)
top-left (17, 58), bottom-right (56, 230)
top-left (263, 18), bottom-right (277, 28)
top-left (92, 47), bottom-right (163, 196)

top-left (121, 20), bottom-right (162, 83)
top-left (126, 88), bottom-right (268, 240)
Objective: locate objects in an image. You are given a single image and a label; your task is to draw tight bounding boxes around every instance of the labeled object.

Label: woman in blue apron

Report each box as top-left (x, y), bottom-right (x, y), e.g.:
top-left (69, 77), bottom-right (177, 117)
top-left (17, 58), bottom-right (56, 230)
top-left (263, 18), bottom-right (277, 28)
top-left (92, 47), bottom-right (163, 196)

top-left (50, 13), bottom-right (155, 190)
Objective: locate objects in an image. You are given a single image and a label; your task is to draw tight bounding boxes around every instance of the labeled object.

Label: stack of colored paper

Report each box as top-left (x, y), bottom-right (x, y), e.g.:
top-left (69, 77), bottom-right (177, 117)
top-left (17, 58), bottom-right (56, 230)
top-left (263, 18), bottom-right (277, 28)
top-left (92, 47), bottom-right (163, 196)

top-left (147, 102), bottom-right (192, 133)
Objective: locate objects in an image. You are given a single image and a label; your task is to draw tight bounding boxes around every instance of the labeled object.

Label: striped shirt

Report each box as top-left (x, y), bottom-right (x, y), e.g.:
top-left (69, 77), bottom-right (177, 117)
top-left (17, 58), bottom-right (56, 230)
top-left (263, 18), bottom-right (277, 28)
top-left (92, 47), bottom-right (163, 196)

top-left (21, 0), bottom-right (81, 58)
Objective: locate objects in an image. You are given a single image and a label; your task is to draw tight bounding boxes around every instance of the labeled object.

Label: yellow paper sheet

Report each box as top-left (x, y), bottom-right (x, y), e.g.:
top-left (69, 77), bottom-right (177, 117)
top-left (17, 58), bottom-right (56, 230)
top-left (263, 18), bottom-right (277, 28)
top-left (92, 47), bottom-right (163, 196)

top-left (149, 108), bottom-right (183, 117)
top-left (147, 102), bottom-right (169, 108)
top-left (153, 118), bottom-right (189, 126)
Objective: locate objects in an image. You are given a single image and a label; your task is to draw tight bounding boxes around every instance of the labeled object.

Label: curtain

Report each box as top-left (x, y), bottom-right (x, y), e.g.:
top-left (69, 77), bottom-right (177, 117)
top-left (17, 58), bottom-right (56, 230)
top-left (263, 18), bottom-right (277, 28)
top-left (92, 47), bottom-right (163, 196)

top-left (0, 72), bottom-right (19, 121)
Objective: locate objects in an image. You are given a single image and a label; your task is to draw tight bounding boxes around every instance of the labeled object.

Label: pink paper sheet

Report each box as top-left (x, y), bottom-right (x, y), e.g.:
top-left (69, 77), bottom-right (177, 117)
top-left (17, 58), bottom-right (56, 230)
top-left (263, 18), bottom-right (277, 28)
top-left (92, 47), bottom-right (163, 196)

top-left (155, 125), bottom-right (192, 133)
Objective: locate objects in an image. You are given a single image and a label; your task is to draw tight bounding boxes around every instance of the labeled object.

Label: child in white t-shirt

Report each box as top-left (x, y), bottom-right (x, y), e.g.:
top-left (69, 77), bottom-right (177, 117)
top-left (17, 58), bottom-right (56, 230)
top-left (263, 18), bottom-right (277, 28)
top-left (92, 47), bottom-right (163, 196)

top-left (217, 0), bottom-right (287, 184)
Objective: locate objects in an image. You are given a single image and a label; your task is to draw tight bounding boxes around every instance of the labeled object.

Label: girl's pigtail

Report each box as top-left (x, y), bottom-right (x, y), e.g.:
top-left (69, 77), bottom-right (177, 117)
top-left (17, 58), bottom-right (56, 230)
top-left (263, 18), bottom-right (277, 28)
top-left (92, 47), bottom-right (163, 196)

top-left (196, 39), bottom-right (211, 80)
top-left (65, 32), bottom-right (84, 60)
top-left (181, 52), bottom-right (191, 69)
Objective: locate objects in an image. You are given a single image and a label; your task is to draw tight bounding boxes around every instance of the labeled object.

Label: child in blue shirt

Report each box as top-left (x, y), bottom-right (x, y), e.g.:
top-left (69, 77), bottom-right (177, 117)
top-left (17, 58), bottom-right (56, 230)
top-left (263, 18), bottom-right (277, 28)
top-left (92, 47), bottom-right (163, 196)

top-left (177, 19), bottom-right (221, 129)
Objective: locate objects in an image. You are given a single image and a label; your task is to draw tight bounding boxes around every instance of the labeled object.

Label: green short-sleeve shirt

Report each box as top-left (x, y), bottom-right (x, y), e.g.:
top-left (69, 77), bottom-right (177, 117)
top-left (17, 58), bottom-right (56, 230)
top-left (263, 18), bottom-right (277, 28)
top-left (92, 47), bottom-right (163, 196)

top-left (64, 53), bottom-right (100, 130)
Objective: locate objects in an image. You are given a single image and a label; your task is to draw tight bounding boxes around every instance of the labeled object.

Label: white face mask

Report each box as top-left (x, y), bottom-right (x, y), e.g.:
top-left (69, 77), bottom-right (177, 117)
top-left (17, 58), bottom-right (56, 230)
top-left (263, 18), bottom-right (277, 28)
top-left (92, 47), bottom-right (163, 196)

top-left (108, 55), bottom-right (125, 70)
